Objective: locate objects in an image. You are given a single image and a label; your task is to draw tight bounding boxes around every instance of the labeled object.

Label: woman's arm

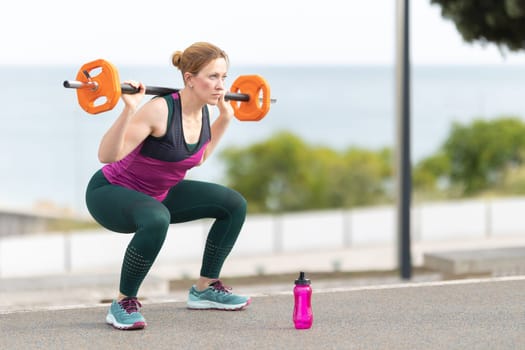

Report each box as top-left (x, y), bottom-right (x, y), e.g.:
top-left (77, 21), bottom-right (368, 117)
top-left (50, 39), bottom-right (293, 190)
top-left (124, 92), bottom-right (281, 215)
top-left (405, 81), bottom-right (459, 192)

top-left (98, 82), bottom-right (167, 163)
top-left (200, 94), bottom-right (235, 163)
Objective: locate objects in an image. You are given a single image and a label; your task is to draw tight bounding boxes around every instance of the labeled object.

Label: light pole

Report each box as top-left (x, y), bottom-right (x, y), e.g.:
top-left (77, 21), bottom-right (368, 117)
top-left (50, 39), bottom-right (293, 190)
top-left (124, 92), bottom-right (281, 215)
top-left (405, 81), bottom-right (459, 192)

top-left (396, 0), bottom-right (412, 279)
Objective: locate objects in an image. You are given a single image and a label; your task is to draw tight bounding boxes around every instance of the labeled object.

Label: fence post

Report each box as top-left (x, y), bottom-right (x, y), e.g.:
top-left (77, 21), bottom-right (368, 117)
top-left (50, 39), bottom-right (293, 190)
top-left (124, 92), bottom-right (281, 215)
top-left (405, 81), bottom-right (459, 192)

top-left (343, 209), bottom-right (352, 247)
top-left (273, 214), bottom-right (283, 253)
top-left (412, 203), bottom-right (422, 243)
top-left (485, 199), bottom-right (492, 238)
top-left (64, 232), bottom-right (72, 273)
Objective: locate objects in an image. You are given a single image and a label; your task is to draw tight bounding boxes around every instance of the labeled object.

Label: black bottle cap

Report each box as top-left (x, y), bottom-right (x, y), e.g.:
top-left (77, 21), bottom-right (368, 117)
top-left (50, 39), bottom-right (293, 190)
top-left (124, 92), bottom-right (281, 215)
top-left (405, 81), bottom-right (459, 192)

top-left (295, 271), bottom-right (311, 285)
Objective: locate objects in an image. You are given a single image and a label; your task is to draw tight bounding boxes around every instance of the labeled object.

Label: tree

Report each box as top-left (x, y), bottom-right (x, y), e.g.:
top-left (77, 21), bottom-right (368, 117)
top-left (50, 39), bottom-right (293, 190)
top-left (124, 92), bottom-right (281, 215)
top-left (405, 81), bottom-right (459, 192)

top-left (430, 0), bottom-right (525, 52)
top-left (441, 117), bottom-right (525, 194)
top-left (219, 131), bottom-right (393, 213)
top-left (338, 147), bottom-right (393, 207)
top-left (219, 131), bottom-right (314, 212)
top-left (413, 151), bottom-right (451, 192)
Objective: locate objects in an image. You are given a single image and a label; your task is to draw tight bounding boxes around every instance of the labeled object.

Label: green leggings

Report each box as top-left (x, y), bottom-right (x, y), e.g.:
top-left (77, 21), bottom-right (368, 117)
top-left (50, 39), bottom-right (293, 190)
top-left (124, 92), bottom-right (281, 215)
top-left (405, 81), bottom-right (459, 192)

top-left (85, 170), bottom-right (247, 297)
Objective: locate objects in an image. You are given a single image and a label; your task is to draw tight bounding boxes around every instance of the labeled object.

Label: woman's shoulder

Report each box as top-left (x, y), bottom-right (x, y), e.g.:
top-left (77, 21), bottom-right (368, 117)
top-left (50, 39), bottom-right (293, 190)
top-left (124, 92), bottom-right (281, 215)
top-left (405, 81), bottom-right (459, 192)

top-left (142, 95), bottom-right (169, 116)
top-left (140, 96), bottom-right (170, 137)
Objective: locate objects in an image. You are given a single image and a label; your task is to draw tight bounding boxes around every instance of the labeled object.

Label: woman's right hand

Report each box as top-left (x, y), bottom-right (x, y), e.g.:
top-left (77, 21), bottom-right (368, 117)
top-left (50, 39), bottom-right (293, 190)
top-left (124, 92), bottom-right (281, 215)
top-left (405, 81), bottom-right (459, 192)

top-left (121, 80), bottom-right (146, 111)
top-left (98, 80), bottom-right (152, 163)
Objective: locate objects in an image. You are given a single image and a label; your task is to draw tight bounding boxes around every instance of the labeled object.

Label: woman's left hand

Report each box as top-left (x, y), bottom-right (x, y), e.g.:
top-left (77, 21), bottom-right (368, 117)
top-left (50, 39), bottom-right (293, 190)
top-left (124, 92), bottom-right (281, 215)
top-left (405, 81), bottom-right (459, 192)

top-left (217, 93), bottom-right (235, 120)
top-left (121, 80), bottom-right (146, 111)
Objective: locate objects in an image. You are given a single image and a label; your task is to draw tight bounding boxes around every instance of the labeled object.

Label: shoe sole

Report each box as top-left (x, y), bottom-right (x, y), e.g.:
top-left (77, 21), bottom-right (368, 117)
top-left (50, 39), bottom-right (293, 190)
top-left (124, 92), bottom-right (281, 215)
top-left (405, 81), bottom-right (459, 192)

top-left (106, 313), bottom-right (147, 330)
top-left (187, 298), bottom-right (251, 310)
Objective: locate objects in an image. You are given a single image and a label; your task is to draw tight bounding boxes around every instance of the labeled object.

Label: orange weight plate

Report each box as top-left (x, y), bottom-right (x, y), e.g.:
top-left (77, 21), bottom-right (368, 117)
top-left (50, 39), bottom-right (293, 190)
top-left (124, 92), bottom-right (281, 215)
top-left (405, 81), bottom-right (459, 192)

top-left (230, 75), bottom-right (271, 121)
top-left (75, 59), bottom-right (121, 114)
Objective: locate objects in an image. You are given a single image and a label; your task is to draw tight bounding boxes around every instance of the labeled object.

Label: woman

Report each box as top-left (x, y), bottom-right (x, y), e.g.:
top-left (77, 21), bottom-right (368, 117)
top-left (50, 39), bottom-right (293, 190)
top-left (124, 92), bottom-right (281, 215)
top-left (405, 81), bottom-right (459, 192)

top-left (85, 42), bottom-right (251, 330)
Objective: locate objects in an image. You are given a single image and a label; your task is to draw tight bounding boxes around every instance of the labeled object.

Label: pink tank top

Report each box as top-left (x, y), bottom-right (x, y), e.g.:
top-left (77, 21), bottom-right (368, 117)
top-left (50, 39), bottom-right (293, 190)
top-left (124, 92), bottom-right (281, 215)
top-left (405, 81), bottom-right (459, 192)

top-left (102, 93), bottom-right (211, 201)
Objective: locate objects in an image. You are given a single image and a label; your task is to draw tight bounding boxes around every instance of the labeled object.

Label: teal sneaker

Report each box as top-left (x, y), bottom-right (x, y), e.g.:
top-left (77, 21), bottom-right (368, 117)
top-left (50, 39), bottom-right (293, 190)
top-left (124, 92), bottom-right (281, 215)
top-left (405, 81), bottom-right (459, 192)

top-left (106, 297), bottom-right (147, 330)
top-left (187, 280), bottom-right (251, 310)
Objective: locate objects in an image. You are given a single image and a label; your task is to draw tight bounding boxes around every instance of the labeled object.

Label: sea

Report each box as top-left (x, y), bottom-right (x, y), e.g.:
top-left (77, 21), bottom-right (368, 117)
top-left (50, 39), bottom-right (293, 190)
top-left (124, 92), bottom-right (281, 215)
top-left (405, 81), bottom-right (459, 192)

top-left (1, 64), bottom-right (525, 214)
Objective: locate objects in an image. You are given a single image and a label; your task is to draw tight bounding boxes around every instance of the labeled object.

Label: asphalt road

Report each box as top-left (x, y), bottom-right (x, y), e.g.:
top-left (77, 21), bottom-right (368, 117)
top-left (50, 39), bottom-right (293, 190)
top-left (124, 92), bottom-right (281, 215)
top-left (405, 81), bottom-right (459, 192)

top-left (1, 277), bottom-right (525, 349)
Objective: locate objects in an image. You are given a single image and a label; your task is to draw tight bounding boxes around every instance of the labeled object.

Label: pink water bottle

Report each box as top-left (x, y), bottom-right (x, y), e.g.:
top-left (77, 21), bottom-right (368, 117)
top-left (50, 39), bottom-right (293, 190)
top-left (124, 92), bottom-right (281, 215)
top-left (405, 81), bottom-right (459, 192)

top-left (293, 271), bottom-right (313, 329)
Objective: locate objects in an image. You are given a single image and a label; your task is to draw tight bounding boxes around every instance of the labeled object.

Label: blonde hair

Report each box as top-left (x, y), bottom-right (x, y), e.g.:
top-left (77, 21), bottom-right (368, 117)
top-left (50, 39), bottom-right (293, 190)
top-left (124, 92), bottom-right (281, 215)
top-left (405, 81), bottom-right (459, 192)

top-left (172, 42), bottom-right (229, 85)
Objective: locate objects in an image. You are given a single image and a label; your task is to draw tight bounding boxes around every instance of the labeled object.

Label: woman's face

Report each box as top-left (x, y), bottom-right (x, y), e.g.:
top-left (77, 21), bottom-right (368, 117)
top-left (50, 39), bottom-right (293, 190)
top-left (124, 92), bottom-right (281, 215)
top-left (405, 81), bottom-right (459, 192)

top-left (191, 57), bottom-right (228, 105)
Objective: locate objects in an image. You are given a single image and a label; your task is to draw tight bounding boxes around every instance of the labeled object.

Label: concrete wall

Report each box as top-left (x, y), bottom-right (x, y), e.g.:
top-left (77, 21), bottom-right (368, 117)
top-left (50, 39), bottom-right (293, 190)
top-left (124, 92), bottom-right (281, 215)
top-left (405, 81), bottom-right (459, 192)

top-left (1, 197), bottom-right (525, 278)
top-left (0, 211), bottom-right (50, 237)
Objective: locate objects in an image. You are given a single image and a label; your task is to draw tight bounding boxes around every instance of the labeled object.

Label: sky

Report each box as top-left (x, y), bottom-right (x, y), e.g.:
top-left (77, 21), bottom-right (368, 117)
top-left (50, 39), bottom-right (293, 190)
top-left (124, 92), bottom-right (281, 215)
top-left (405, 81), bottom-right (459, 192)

top-left (1, 0), bottom-right (525, 66)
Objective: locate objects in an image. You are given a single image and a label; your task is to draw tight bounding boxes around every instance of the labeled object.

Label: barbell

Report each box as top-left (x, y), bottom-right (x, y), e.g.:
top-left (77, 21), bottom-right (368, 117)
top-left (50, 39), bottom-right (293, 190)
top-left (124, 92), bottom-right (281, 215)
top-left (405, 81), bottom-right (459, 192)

top-left (63, 59), bottom-right (275, 121)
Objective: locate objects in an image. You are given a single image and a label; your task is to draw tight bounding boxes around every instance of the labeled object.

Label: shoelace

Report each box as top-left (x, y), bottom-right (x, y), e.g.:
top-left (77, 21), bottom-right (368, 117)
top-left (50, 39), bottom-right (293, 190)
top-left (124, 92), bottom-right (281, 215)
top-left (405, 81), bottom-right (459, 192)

top-left (119, 297), bottom-right (142, 314)
top-left (209, 280), bottom-right (232, 294)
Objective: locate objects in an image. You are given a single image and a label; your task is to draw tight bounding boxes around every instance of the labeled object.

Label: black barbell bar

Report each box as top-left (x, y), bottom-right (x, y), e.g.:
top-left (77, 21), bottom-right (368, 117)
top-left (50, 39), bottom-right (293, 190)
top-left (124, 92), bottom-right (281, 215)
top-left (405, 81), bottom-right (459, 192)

top-left (63, 80), bottom-right (276, 103)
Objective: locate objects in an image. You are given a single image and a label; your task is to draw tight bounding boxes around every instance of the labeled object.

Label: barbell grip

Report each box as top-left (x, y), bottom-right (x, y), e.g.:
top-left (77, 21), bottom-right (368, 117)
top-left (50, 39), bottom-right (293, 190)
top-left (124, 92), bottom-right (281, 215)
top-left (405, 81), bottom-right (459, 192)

top-left (121, 83), bottom-right (250, 102)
